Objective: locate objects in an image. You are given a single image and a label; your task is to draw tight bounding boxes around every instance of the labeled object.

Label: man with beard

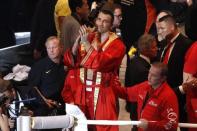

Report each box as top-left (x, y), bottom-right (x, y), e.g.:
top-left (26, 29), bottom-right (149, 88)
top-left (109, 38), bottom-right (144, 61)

top-left (156, 10), bottom-right (193, 131)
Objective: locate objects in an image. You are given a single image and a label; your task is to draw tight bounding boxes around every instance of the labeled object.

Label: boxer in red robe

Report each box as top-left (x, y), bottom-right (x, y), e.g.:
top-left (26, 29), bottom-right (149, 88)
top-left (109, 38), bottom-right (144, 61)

top-left (61, 9), bottom-right (126, 131)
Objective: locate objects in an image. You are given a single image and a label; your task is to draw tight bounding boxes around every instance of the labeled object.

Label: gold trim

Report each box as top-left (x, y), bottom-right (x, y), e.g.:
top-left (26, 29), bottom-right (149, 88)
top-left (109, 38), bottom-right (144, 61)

top-left (80, 32), bottom-right (118, 66)
top-left (94, 87), bottom-right (100, 115)
top-left (102, 32), bottom-right (118, 51)
top-left (96, 72), bottom-right (102, 85)
top-left (80, 68), bottom-right (85, 83)
top-left (87, 69), bottom-right (94, 80)
top-left (80, 46), bottom-right (94, 66)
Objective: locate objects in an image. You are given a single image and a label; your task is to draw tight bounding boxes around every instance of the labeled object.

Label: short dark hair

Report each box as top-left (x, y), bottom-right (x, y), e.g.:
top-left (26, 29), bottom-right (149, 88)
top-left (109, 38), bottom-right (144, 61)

top-left (137, 34), bottom-right (156, 53)
top-left (158, 10), bottom-right (176, 26)
top-left (152, 62), bottom-right (168, 77)
top-left (113, 4), bottom-right (122, 12)
top-left (99, 9), bottom-right (114, 24)
top-left (68, 0), bottom-right (84, 13)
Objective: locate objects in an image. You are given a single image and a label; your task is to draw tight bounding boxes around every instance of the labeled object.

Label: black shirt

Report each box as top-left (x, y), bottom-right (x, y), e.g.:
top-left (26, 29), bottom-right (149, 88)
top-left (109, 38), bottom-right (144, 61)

top-left (28, 57), bottom-right (66, 116)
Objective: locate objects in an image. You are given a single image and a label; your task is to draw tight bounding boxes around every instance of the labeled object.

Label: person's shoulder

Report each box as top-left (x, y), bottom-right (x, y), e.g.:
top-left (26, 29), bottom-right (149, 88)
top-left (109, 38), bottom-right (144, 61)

top-left (129, 56), bottom-right (146, 68)
top-left (32, 57), bottom-right (49, 69)
top-left (161, 83), bottom-right (177, 98)
top-left (177, 33), bottom-right (193, 44)
top-left (137, 81), bottom-right (149, 88)
top-left (111, 35), bottom-right (126, 48)
top-left (63, 15), bottom-right (80, 26)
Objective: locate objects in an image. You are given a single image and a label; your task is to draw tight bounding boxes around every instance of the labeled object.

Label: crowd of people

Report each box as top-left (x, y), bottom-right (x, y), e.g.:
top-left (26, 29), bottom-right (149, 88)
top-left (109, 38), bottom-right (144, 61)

top-left (0, 0), bottom-right (197, 131)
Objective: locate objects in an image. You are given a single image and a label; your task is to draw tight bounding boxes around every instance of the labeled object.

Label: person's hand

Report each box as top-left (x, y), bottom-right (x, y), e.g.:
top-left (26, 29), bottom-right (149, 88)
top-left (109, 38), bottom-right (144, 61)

top-left (79, 25), bottom-right (91, 51)
top-left (138, 119), bottom-right (148, 130)
top-left (33, 49), bottom-right (42, 60)
top-left (182, 78), bottom-right (197, 92)
top-left (28, 110), bottom-right (34, 116)
top-left (79, 25), bottom-right (89, 43)
top-left (45, 99), bottom-right (58, 108)
top-left (0, 114), bottom-right (9, 131)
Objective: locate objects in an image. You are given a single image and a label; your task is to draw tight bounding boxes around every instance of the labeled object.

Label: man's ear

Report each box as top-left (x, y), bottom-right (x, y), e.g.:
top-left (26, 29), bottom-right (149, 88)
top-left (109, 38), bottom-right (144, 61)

top-left (76, 7), bottom-right (81, 14)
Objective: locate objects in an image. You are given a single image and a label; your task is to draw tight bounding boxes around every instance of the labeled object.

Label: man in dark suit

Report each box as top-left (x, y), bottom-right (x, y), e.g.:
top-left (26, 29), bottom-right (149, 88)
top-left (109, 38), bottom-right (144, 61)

top-left (156, 10), bottom-right (193, 131)
top-left (125, 34), bottom-right (158, 131)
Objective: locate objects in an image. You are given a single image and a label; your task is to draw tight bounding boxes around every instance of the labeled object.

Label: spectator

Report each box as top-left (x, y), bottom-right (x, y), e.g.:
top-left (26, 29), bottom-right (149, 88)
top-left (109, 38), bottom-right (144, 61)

top-left (28, 36), bottom-right (66, 121)
top-left (112, 4), bottom-right (122, 37)
top-left (60, 0), bottom-right (89, 52)
top-left (54, 0), bottom-right (71, 38)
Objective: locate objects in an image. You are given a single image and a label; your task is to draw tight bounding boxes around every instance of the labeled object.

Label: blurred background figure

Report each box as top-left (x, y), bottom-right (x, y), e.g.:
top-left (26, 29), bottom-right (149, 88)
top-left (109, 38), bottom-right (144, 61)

top-left (60, 0), bottom-right (89, 52)
top-left (112, 4), bottom-right (122, 37)
top-left (54, 0), bottom-right (71, 38)
top-left (30, 0), bottom-right (57, 60)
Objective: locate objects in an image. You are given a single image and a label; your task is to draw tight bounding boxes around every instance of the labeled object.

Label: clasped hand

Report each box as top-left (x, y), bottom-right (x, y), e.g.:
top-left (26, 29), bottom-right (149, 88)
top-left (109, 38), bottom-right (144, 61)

top-left (72, 25), bottom-right (90, 55)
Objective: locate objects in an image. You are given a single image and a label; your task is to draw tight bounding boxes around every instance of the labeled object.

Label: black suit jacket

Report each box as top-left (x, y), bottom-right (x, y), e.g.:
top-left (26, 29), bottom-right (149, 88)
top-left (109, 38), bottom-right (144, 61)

top-left (125, 56), bottom-right (150, 87)
top-left (125, 55), bottom-right (151, 120)
top-left (166, 34), bottom-right (193, 89)
top-left (162, 33), bottom-right (193, 123)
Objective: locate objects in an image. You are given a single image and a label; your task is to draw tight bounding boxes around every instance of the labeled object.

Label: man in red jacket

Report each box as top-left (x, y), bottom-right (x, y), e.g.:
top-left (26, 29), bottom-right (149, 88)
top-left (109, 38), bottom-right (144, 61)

top-left (114, 62), bottom-right (179, 131)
